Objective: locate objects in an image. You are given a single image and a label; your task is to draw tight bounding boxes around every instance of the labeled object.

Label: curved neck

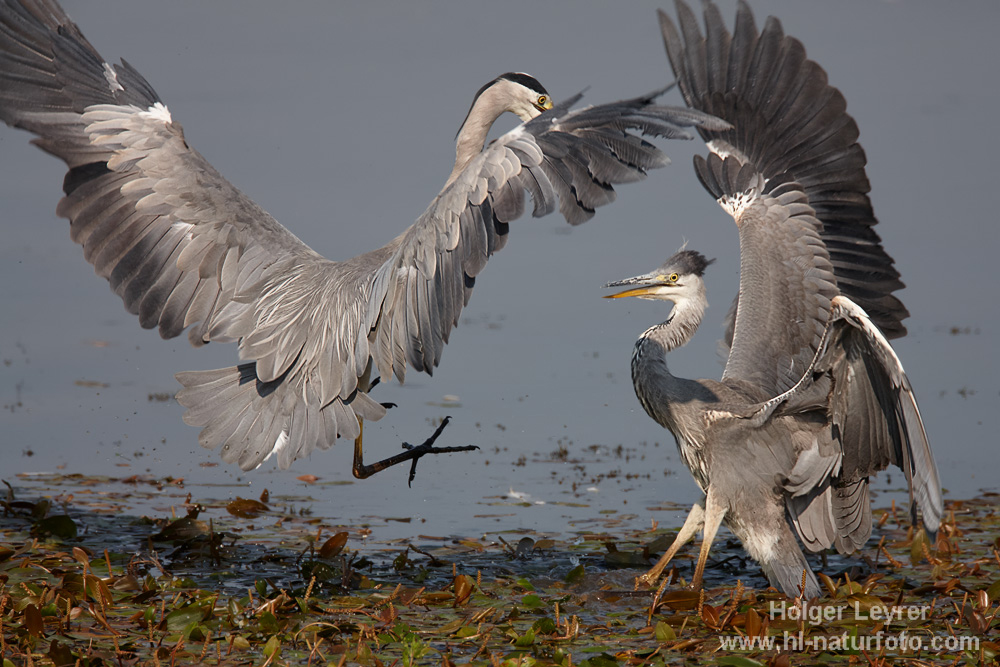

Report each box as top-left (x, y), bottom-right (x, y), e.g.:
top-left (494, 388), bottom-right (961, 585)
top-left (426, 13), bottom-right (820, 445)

top-left (639, 297), bottom-right (705, 357)
top-left (446, 83), bottom-right (539, 188)
top-left (631, 296), bottom-right (706, 422)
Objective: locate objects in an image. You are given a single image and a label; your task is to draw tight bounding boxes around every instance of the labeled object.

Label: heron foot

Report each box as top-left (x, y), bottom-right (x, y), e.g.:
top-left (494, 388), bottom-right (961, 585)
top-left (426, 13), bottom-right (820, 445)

top-left (636, 569), bottom-right (664, 589)
top-left (351, 416), bottom-right (479, 485)
top-left (399, 416), bottom-right (479, 486)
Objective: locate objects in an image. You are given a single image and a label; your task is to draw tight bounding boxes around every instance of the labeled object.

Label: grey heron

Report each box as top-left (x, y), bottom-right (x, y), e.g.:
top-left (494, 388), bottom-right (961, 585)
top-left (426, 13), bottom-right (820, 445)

top-left (0, 0), bottom-right (726, 478)
top-left (604, 0), bottom-right (942, 599)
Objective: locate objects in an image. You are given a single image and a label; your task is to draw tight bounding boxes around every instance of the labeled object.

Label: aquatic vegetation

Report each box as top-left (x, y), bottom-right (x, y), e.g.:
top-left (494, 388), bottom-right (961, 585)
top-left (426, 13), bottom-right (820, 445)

top-left (2, 474), bottom-right (998, 665)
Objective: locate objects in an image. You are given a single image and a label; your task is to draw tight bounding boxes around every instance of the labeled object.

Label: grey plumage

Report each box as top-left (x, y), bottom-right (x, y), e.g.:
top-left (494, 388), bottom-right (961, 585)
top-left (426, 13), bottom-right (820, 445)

top-left (0, 0), bottom-right (726, 473)
top-left (604, 0), bottom-right (942, 600)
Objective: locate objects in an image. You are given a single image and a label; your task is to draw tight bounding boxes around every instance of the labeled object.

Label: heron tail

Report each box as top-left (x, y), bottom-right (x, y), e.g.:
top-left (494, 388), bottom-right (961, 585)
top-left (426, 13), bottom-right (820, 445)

top-left (760, 540), bottom-right (823, 600)
top-left (175, 363), bottom-right (386, 471)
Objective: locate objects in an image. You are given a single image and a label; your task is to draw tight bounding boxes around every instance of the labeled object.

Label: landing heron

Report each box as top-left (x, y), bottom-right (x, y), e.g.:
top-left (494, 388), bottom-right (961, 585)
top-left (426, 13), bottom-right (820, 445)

top-left (0, 0), bottom-right (725, 478)
top-left (604, 0), bottom-right (942, 599)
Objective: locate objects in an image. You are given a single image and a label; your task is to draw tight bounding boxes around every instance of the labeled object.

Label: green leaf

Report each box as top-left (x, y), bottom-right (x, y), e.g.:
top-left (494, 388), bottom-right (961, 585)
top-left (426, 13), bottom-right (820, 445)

top-left (532, 617), bottom-right (557, 635)
top-left (231, 635), bottom-right (251, 651)
top-left (654, 620), bottom-right (676, 642)
top-left (258, 610), bottom-right (279, 634)
top-left (31, 515), bottom-right (77, 539)
top-left (604, 551), bottom-right (650, 568)
top-left (514, 627), bottom-right (536, 647)
top-left (578, 653), bottom-right (619, 667)
top-left (164, 605), bottom-right (207, 634)
top-left (263, 635), bottom-right (280, 658)
top-left (522, 593), bottom-right (545, 609)
top-left (564, 564), bottom-right (585, 584)
top-left (715, 657), bottom-right (765, 667)
top-left (150, 516), bottom-right (208, 542)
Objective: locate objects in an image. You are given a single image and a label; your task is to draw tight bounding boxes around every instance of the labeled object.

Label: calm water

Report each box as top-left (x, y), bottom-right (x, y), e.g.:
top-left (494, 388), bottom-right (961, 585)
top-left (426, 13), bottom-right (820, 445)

top-left (1, 1), bottom-right (997, 542)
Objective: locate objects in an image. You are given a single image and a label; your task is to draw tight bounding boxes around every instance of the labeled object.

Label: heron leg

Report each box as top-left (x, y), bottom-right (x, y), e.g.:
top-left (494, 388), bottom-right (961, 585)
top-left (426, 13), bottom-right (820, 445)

top-left (690, 489), bottom-right (727, 591)
top-left (351, 416), bottom-right (479, 486)
top-left (637, 501), bottom-right (705, 589)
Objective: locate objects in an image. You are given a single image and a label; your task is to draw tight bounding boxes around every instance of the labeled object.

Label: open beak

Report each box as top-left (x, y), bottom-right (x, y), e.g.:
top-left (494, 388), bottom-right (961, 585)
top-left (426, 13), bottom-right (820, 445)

top-left (602, 274), bottom-right (661, 299)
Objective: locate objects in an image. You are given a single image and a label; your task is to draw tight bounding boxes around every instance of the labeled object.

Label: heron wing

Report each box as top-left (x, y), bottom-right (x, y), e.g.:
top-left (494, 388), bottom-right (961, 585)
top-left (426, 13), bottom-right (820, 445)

top-left (660, 0), bottom-right (908, 340)
top-left (694, 153), bottom-right (839, 395)
top-left (0, 0), bottom-right (724, 469)
top-left (825, 296), bottom-right (942, 535)
top-left (363, 95), bottom-right (726, 384)
top-left (197, 97), bottom-right (722, 469)
top-left (759, 295), bottom-right (941, 546)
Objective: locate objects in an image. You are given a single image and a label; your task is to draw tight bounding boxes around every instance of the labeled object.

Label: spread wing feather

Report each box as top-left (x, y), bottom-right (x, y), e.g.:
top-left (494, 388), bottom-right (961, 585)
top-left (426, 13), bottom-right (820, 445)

top-left (0, 0), bottom-right (724, 469)
top-left (660, 0), bottom-right (909, 340)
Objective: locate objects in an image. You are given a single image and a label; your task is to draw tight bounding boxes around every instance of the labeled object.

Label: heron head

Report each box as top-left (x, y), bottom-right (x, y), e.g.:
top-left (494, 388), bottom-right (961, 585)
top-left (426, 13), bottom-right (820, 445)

top-left (603, 250), bottom-right (714, 303)
top-left (460, 72), bottom-right (552, 134)
top-left (495, 72), bottom-right (552, 119)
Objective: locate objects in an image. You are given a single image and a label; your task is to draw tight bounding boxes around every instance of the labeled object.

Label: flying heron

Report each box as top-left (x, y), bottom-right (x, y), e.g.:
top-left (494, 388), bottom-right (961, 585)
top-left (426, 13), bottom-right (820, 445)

top-left (0, 0), bottom-right (728, 479)
top-left (604, 0), bottom-right (943, 599)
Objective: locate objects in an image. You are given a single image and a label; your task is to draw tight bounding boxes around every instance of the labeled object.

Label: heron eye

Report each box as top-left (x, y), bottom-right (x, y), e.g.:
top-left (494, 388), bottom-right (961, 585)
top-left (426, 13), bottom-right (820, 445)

top-left (537, 95), bottom-right (547, 107)
top-left (669, 273), bottom-right (679, 282)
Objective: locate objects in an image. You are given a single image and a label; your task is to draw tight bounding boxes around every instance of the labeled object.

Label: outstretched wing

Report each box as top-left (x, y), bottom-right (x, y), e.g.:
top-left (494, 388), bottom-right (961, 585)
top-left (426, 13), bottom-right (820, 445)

top-left (186, 94), bottom-right (725, 470)
top-left (824, 296), bottom-right (942, 535)
top-left (694, 153), bottom-right (839, 396)
top-left (765, 295), bottom-right (941, 551)
top-left (365, 93), bottom-right (727, 384)
top-left (660, 0), bottom-right (909, 339)
top-left (0, 0), bottom-right (725, 470)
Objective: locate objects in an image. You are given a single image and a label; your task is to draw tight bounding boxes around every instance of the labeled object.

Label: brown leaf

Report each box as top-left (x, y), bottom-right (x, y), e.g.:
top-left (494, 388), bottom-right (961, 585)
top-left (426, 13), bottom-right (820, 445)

top-left (23, 603), bottom-right (44, 637)
top-left (319, 532), bottom-right (349, 560)
top-left (656, 590), bottom-right (701, 611)
top-left (83, 574), bottom-right (112, 607)
top-left (297, 475), bottom-right (320, 484)
top-left (111, 574), bottom-right (142, 591)
top-left (963, 603), bottom-right (988, 635)
top-left (151, 516), bottom-right (210, 541)
top-left (701, 603), bottom-right (720, 629)
top-left (768, 654), bottom-right (792, 667)
top-left (226, 497), bottom-right (269, 518)
top-left (453, 574), bottom-right (474, 606)
top-left (818, 572), bottom-right (838, 597)
top-left (744, 607), bottom-right (761, 638)
top-left (910, 527), bottom-right (930, 564)
top-left (72, 546), bottom-right (90, 567)
top-left (379, 605), bottom-right (398, 624)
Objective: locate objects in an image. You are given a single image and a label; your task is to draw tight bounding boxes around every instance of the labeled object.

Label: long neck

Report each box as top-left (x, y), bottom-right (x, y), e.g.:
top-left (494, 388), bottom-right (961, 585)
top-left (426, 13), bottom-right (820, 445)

top-left (446, 87), bottom-right (513, 187)
top-left (631, 297), bottom-right (705, 423)
top-left (639, 297), bottom-right (704, 355)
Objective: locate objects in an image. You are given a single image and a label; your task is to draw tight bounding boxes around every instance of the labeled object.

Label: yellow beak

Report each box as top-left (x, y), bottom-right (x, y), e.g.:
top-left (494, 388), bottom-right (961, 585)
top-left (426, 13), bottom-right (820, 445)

top-left (603, 286), bottom-right (659, 299)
